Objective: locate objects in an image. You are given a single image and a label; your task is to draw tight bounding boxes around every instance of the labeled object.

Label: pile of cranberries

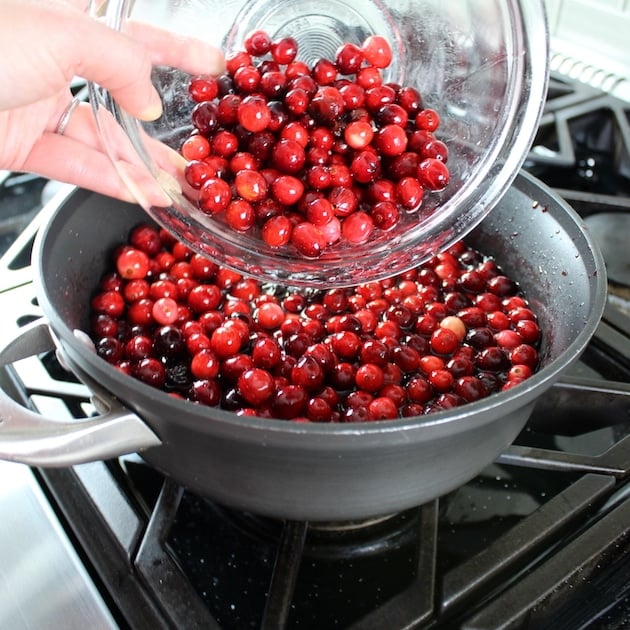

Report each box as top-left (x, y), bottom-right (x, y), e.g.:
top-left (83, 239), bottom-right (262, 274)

top-left (180, 31), bottom-right (450, 258)
top-left (89, 223), bottom-right (541, 422)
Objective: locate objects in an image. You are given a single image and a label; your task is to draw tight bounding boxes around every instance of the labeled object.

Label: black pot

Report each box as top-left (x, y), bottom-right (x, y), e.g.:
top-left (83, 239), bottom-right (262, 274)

top-left (0, 171), bottom-right (606, 521)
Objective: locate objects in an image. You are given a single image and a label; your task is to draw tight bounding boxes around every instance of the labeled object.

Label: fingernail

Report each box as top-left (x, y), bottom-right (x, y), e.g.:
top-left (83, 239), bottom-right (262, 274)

top-left (189, 41), bottom-right (226, 76)
top-left (168, 149), bottom-right (189, 173)
top-left (138, 88), bottom-right (163, 121)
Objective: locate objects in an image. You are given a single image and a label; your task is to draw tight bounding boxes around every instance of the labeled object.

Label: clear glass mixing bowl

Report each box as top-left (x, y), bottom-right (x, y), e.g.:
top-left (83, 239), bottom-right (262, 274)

top-left (88, 0), bottom-right (549, 288)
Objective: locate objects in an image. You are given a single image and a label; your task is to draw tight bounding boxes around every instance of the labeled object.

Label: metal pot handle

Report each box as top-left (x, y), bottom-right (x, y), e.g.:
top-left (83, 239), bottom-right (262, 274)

top-left (0, 319), bottom-right (161, 467)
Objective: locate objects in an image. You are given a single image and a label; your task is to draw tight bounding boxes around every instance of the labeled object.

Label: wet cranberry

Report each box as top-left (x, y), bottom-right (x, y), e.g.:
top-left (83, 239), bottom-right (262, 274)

top-left (271, 36), bottom-right (298, 64)
top-left (238, 368), bottom-right (275, 406)
top-left (476, 347), bottom-right (510, 372)
top-left (271, 385), bottom-right (308, 419)
top-left (90, 223), bottom-right (541, 421)
top-left (361, 35), bottom-right (392, 68)
top-left (510, 344), bottom-right (539, 370)
top-left (134, 358), bottom-right (166, 388)
top-left (192, 379), bottom-right (222, 406)
top-left (453, 376), bottom-right (488, 402)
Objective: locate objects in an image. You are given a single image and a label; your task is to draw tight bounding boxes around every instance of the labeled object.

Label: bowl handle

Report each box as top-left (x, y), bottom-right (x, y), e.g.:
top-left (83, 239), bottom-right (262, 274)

top-left (0, 319), bottom-right (161, 467)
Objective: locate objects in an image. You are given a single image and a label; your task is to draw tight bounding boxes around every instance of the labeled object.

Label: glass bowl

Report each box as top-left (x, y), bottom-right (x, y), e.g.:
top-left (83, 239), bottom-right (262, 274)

top-left (88, 0), bottom-right (549, 288)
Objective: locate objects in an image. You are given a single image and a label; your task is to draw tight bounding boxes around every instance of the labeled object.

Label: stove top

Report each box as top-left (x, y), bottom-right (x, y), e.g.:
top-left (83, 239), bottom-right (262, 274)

top-left (0, 72), bottom-right (629, 629)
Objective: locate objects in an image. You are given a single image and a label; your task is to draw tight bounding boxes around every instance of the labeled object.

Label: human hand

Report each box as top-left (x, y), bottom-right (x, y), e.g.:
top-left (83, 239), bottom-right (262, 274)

top-left (0, 0), bottom-right (224, 201)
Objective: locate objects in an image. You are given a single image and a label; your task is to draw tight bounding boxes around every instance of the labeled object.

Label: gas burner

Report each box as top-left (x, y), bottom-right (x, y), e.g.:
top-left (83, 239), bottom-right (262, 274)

top-left (526, 74), bottom-right (630, 196)
top-left (585, 213), bottom-right (630, 288)
top-left (0, 171), bottom-right (46, 257)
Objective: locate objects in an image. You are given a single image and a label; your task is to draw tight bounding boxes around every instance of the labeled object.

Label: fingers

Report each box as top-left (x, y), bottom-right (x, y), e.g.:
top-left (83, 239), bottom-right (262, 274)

top-left (125, 21), bottom-right (226, 77)
top-left (69, 15), bottom-right (225, 120)
top-left (23, 132), bottom-right (138, 202)
top-left (64, 21), bottom-right (164, 121)
top-left (28, 100), bottom-right (183, 206)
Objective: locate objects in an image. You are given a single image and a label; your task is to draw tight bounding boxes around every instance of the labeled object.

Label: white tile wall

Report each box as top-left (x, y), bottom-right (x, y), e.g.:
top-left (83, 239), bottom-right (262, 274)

top-left (543, 0), bottom-right (630, 100)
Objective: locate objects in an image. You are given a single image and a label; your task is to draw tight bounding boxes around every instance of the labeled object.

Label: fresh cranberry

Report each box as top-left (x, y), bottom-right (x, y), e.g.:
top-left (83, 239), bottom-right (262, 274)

top-left (116, 247), bottom-right (150, 280)
top-left (244, 30), bottom-right (272, 56)
top-left (271, 36), bottom-right (298, 64)
top-left (199, 177), bottom-right (232, 214)
top-left (509, 344), bottom-right (539, 370)
top-left (453, 376), bottom-right (488, 402)
top-left (134, 357), bottom-right (166, 388)
top-left (90, 222), bottom-right (541, 421)
top-left (361, 35), bottom-right (392, 68)
top-left (417, 158), bottom-right (449, 190)
top-left (415, 108), bottom-right (441, 132)
top-left (191, 101), bottom-right (219, 135)
top-left (238, 368), bottom-right (275, 406)
top-left (290, 222), bottom-right (326, 258)
top-left (188, 75), bottom-right (219, 102)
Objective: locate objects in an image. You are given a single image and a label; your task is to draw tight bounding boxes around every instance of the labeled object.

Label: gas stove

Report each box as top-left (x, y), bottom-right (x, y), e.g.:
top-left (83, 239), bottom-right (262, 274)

top-left (1, 69), bottom-right (630, 629)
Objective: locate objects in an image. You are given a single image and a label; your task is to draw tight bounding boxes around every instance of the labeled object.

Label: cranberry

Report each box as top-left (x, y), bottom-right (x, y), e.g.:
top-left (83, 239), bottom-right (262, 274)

top-left (361, 35), bottom-right (392, 68)
top-left (91, 290), bottom-right (125, 318)
top-left (272, 385), bottom-right (308, 419)
top-left (417, 158), bottom-right (449, 190)
top-left (271, 174), bottom-right (304, 205)
top-left (341, 211), bottom-right (374, 244)
top-left (238, 368), bottom-right (275, 406)
top-left (415, 108), bottom-right (441, 132)
top-left (344, 120), bottom-right (374, 150)
top-left (375, 124), bottom-right (408, 156)
top-left (199, 177), bottom-right (232, 214)
top-left (335, 42), bottom-right (364, 74)
top-left (290, 222), bottom-right (326, 258)
top-left (312, 58), bottom-right (338, 86)
top-left (134, 357), bottom-right (166, 388)
top-left (191, 101), bottom-right (219, 135)
top-left (244, 29), bottom-right (272, 56)
top-left (271, 37), bottom-right (298, 64)
top-left (116, 247), bottom-right (150, 280)
top-left (515, 319), bottom-right (541, 344)
top-left (190, 348), bottom-right (220, 379)
top-left (176, 32), bottom-right (453, 258)
top-left (192, 379), bottom-right (222, 406)
top-left (453, 376), bottom-right (488, 402)
top-left (262, 215), bottom-right (293, 248)
top-left (189, 75), bottom-right (219, 102)
top-left (90, 225), bottom-right (541, 422)
top-left (96, 337), bottom-right (123, 363)
top-left (510, 344), bottom-right (539, 370)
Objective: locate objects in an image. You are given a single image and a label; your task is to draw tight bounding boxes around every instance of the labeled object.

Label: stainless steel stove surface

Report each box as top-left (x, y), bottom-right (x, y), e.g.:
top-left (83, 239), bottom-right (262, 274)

top-left (0, 73), bottom-right (629, 630)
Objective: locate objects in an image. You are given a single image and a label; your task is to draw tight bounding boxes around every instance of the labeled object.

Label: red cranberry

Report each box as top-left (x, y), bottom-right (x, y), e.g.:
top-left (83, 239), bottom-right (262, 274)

top-left (90, 222), bottom-right (541, 422)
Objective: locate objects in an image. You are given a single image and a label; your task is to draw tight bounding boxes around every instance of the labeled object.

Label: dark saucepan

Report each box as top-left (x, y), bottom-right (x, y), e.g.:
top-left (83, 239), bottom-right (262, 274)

top-left (0, 171), bottom-right (606, 521)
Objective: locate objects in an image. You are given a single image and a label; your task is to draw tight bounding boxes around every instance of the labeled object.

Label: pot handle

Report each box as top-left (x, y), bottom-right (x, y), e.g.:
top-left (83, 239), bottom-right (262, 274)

top-left (0, 319), bottom-right (161, 467)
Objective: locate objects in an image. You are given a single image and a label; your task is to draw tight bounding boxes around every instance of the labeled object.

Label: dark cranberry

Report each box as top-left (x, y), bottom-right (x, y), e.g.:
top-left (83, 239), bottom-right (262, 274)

top-left (96, 337), bottom-right (123, 363)
top-left (475, 347), bottom-right (510, 372)
top-left (453, 376), bottom-right (488, 402)
top-left (466, 327), bottom-right (496, 350)
top-left (134, 358), bottom-right (166, 388)
top-left (192, 379), bottom-right (222, 406)
top-left (153, 325), bottom-right (185, 358)
top-left (271, 385), bottom-right (308, 419)
top-left (291, 355), bottom-right (325, 392)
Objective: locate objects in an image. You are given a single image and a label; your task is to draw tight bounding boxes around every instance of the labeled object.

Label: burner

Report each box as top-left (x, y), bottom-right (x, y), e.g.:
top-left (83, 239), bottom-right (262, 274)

top-left (585, 213), bottom-right (630, 288)
top-left (527, 75), bottom-right (630, 196)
